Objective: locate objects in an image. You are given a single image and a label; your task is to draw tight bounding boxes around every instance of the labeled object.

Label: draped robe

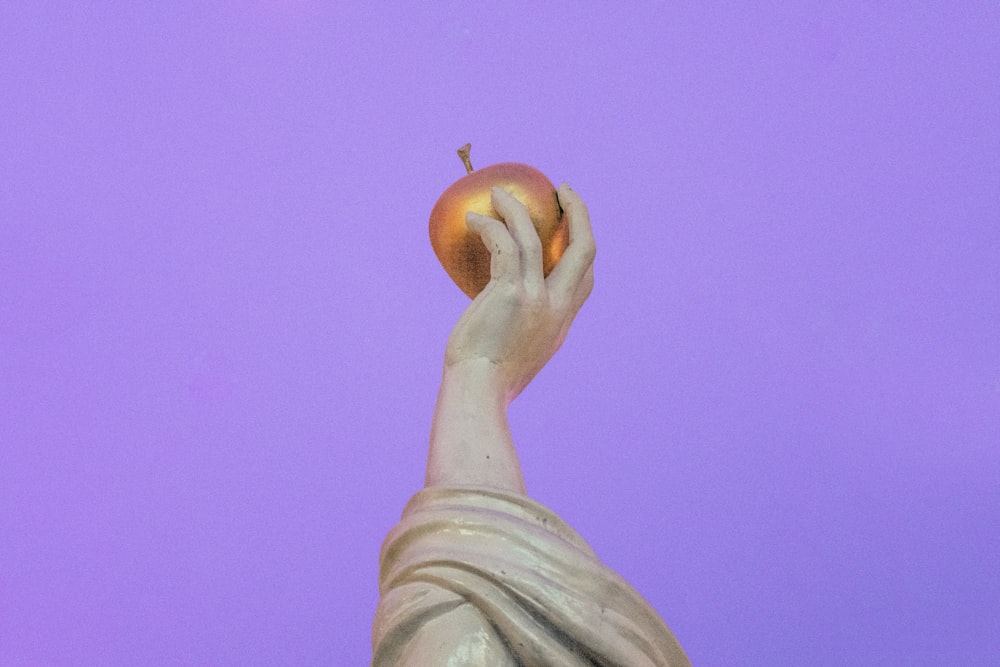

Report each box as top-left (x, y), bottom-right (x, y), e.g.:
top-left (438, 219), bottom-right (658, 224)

top-left (372, 486), bottom-right (690, 666)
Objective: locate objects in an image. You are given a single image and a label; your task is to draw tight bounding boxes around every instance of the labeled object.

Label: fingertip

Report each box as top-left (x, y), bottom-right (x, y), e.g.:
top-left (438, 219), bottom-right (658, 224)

top-left (490, 186), bottom-right (509, 204)
top-left (557, 182), bottom-right (578, 205)
top-left (466, 215), bottom-right (489, 237)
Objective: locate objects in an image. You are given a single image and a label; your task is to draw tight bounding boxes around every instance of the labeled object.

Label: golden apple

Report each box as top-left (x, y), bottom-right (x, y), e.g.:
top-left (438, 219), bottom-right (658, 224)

top-left (429, 144), bottom-right (569, 298)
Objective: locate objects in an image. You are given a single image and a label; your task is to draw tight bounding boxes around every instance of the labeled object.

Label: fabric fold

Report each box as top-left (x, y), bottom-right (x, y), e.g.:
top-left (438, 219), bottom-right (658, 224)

top-left (373, 486), bottom-right (690, 666)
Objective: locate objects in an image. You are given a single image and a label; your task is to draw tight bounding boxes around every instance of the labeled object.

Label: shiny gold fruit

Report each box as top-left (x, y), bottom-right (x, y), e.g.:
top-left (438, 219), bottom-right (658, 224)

top-left (429, 143), bottom-right (568, 298)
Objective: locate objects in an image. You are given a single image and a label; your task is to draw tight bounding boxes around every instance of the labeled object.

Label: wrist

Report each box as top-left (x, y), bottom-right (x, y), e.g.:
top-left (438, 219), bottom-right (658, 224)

top-left (442, 357), bottom-right (511, 406)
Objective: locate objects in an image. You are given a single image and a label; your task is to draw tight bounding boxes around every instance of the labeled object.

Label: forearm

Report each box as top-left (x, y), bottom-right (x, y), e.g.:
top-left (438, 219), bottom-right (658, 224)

top-left (424, 358), bottom-right (526, 494)
top-left (423, 184), bottom-right (592, 495)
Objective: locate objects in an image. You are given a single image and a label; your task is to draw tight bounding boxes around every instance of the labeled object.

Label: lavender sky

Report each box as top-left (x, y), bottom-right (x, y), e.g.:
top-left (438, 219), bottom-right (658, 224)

top-left (2, 3), bottom-right (998, 665)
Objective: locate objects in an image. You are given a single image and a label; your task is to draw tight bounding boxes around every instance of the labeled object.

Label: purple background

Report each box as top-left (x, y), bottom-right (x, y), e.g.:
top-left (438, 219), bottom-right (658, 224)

top-left (2, 3), bottom-right (998, 665)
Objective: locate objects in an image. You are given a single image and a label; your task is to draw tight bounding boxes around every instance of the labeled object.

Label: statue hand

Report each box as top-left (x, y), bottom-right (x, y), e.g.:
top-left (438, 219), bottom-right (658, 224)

top-left (445, 184), bottom-right (595, 403)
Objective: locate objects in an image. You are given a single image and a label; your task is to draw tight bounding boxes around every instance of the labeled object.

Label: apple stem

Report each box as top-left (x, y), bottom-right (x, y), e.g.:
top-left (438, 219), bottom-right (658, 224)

top-left (457, 143), bottom-right (474, 175)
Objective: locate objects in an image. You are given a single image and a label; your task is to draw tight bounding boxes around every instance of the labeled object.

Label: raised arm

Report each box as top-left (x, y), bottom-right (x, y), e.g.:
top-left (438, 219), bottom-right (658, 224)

top-left (378, 185), bottom-right (690, 665)
top-left (424, 183), bottom-right (595, 493)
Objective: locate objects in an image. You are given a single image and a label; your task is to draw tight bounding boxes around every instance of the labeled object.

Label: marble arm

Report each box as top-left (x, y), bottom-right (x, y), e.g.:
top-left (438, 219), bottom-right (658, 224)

top-left (373, 185), bottom-right (690, 666)
top-left (424, 184), bottom-right (595, 494)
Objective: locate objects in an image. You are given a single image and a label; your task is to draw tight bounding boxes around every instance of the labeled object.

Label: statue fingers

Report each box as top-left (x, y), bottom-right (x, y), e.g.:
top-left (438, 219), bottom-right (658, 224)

top-left (569, 263), bottom-right (595, 314)
top-left (466, 211), bottom-right (520, 285)
top-left (552, 263), bottom-right (594, 344)
top-left (547, 184), bottom-right (596, 301)
top-left (491, 187), bottom-right (544, 292)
